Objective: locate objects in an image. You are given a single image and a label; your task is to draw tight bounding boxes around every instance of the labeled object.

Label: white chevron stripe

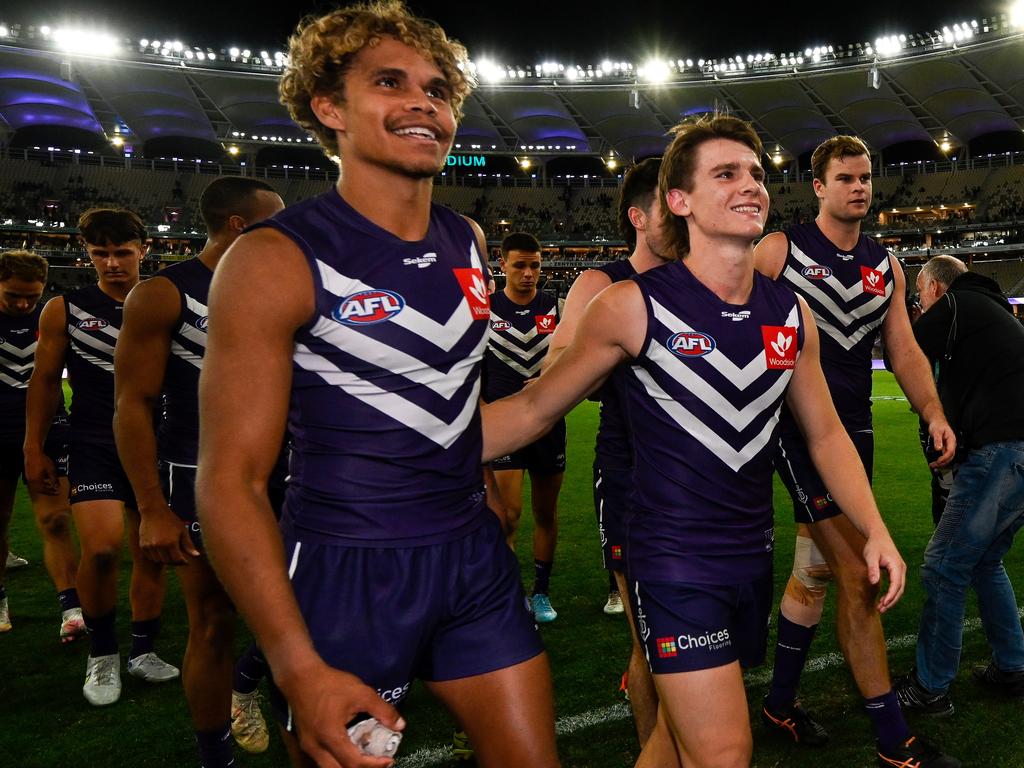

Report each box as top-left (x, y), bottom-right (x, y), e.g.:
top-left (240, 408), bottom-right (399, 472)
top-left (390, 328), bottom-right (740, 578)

top-left (69, 327), bottom-right (116, 358)
top-left (487, 331), bottom-right (550, 361)
top-left (811, 309), bottom-right (885, 351)
top-left (306, 316), bottom-right (487, 400)
top-left (784, 267), bottom-right (891, 328)
top-left (487, 345), bottom-right (544, 379)
top-left (294, 343), bottom-right (481, 448)
top-left (0, 370), bottom-right (28, 388)
top-left (632, 366), bottom-right (786, 472)
top-left (177, 322), bottom-right (208, 348)
top-left (0, 341), bottom-right (35, 359)
top-left (650, 299), bottom-right (799, 390)
top-left (645, 339), bottom-right (793, 430)
top-left (69, 341), bottom-right (114, 372)
top-left (790, 244), bottom-right (890, 302)
top-left (67, 303), bottom-right (120, 342)
top-left (489, 317), bottom-right (539, 344)
top-left (184, 295), bottom-right (209, 317)
top-left (170, 341), bottom-right (203, 369)
top-left (314, 243), bottom-right (484, 353)
top-left (0, 358), bottom-right (32, 374)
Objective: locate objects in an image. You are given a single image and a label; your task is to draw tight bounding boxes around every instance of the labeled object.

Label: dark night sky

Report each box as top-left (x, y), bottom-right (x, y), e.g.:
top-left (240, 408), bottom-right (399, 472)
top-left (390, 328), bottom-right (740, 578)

top-left (0, 0), bottom-right (1003, 63)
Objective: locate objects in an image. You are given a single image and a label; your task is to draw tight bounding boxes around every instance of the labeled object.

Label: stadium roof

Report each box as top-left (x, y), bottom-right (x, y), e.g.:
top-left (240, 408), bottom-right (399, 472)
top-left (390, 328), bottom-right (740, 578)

top-left (1, 19), bottom-right (1023, 163)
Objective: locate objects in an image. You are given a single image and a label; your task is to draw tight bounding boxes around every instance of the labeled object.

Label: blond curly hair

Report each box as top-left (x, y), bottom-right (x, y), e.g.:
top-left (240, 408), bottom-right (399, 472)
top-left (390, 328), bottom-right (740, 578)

top-left (280, 1), bottom-right (474, 159)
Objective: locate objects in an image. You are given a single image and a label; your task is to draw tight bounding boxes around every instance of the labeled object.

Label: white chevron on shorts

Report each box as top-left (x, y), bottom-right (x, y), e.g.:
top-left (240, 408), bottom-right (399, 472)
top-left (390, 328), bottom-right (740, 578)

top-left (632, 365), bottom-right (785, 472)
top-left (315, 242), bottom-right (485, 353)
top-left (294, 342), bottom-right (481, 447)
top-left (650, 299), bottom-right (799, 390)
top-left (303, 316), bottom-right (487, 400)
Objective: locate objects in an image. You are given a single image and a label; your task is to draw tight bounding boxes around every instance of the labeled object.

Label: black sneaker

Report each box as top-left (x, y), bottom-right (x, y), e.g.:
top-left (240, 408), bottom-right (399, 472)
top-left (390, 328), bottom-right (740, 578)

top-left (760, 697), bottom-right (829, 746)
top-left (972, 662), bottom-right (1024, 698)
top-left (894, 670), bottom-right (955, 717)
top-left (877, 735), bottom-right (962, 768)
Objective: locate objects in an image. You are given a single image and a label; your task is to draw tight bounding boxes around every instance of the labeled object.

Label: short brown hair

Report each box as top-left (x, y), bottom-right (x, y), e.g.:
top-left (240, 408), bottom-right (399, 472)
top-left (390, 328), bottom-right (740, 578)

top-left (618, 157), bottom-right (661, 250)
top-left (78, 208), bottom-right (148, 246)
top-left (659, 114), bottom-right (763, 259)
top-left (810, 135), bottom-right (871, 183)
top-left (280, 0), bottom-right (473, 159)
top-left (0, 250), bottom-right (48, 283)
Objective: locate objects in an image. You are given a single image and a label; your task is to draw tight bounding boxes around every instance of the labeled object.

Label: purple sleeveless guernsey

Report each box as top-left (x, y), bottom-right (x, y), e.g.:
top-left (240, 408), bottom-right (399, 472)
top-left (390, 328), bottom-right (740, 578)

top-left (64, 284), bottom-right (124, 446)
top-left (255, 191), bottom-right (491, 546)
top-left (0, 305), bottom-right (67, 440)
top-left (482, 289), bottom-right (558, 401)
top-left (779, 222), bottom-right (893, 431)
top-left (625, 261), bottom-right (804, 584)
top-left (156, 258), bottom-right (212, 466)
top-left (594, 259), bottom-right (637, 469)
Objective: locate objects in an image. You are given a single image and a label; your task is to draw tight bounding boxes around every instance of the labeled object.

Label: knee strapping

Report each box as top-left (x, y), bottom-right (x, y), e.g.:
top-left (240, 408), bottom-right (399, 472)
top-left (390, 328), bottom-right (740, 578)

top-left (786, 536), bottom-right (832, 606)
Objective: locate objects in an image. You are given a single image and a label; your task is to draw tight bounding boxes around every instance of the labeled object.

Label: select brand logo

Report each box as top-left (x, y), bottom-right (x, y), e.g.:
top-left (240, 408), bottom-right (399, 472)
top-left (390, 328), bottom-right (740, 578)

top-left (761, 326), bottom-right (797, 370)
top-left (667, 331), bottom-right (715, 358)
top-left (333, 290), bottom-right (406, 325)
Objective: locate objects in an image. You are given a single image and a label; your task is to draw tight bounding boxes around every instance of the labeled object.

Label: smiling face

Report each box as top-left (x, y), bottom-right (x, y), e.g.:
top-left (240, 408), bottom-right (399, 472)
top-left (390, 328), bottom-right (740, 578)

top-left (665, 138), bottom-right (769, 245)
top-left (313, 36), bottom-right (457, 180)
top-left (814, 153), bottom-right (872, 224)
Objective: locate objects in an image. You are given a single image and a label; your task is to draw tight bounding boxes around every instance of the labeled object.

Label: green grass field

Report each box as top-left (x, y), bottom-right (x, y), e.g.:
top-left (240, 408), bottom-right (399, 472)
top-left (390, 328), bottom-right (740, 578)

top-left (2, 372), bottom-right (1023, 767)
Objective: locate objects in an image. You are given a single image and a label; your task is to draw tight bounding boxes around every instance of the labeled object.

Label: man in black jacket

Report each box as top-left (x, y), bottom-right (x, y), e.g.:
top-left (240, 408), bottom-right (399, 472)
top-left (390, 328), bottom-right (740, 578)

top-left (896, 255), bottom-right (1024, 715)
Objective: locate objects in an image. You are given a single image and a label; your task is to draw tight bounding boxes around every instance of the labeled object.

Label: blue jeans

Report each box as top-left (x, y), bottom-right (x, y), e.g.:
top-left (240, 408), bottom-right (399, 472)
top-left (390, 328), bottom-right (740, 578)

top-left (916, 440), bottom-right (1024, 693)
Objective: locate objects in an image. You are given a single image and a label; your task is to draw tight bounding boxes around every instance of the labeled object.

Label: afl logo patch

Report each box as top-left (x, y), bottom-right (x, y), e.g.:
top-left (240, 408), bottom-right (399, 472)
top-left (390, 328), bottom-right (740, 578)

top-left (667, 331), bottom-right (715, 357)
top-left (77, 318), bottom-right (109, 331)
top-left (802, 265), bottom-right (831, 279)
top-left (490, 320), bottom-right (512, 332)
top-left (195, 317), bottom-right (209, 331)
top-left (332, 290), bottom-right (405, 325)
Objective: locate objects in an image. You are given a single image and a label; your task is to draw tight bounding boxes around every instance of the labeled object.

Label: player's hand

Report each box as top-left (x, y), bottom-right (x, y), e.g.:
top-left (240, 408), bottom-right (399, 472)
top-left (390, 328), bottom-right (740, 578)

top-left (23, 449), bottom-right (59, 496)
top-left (862, 530), bottom-right (905, 613)
top-left (279, 662), bottom-right (404, 768)
top-left (926, 417), bottom-right (957, 468)
top-left (138, 501), bottom-right (199, 564)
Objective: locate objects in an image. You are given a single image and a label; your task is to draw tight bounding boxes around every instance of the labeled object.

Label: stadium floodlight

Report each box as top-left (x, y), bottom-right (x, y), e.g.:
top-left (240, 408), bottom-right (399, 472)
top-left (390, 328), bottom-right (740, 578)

top-left (54, 27), bottom-right (119, 57)
top-left (475, 58), bottom-right (505, 82)
top-left (172, 40), bottom-right (183, 52)
top-left (40, 25), bottom-right (51, 36)
top-left (601, 59), bottom-right (613, 73)
top-left (229, 47), bottom-right (240, 57)
top-left (565, 67), bottom-right (578, 80)
top-left (242, 49), bottom-right (251, 58)
top-left (111, 136), bottom-right (124, 147)
top-left (519, 157), bottom-right (531, 170)
top-left (151, 40), bottom-right (160, 49)
top-left (140, 38), bottom-right (148, 47)
top-left (639, 58), bottom-right (670, 83)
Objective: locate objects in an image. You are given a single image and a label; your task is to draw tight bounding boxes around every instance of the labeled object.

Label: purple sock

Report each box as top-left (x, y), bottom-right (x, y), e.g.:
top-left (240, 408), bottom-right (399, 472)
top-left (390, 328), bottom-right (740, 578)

top-left (233, 641), bottom-right (267, 695)
top-left (864, 689), bottom-right (911, 751)
top-left (85, 609), bottom-right (118, 657)
top-left (129, 617), bottom-right (160, 659)
top-left (58, 588), bottom-right (81, 612)
top-left (533, 559), bottom-right (553, 596)
top-left (766, 614), bottom-right (817, 710)
top-left (195, 723), bottom-right (234, 768)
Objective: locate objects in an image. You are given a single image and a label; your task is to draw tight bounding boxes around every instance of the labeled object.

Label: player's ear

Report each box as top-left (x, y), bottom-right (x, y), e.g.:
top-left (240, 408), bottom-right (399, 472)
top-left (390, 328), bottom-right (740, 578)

top-left (665, 188), bottom-right (690, 218)
top-left (627, 205), bottom-right (646, 231)
top-left (812, 178), bottom-right (825, 201)
top-left (311, 95), bottom-right (346, 133)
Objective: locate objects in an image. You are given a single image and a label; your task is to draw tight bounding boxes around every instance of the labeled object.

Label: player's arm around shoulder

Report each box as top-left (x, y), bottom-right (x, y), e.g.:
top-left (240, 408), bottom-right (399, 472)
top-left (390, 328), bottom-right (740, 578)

top-left (482, 279), bottom-right (644, 461)
top-left (23, 296), bottom-right (69, 494)
top-left (786, 297), bottom-right (905, 610)
top-left (115, 277), bottom-right (196, 562)
top-left (881, 253), bottom-right (955, 465)
top-left (543, 268), bottom-right (613, 369)
top-left (752, 231), bottom-right (788, 280)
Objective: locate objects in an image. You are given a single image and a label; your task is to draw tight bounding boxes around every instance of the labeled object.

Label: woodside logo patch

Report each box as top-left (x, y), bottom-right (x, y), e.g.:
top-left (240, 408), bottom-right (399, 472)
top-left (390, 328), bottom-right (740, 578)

top-left (761, 325), bottom-right (797, 369)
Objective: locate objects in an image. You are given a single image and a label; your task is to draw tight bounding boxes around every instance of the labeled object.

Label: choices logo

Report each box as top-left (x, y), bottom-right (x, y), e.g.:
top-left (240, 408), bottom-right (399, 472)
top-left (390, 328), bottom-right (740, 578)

top-left (861, 266), bottom-right (886, 297)
top-left (656, 637), bottom-right (678, 658)
top-left (677, 628), bottom-right (731, 651)
top-left (802, 265), bottom-right (832, 280)
top-left (667, 331), bottom-right (715, 358)
top-left (332, 290), bottom-right (405, 325)
top-left (761, 325), bottom-right (797, 370)
top-left (611, 545), bottom-right (623, 561)
top-left (535, 315), bottom-right (556, 334)
top-left (77, 318), bottom-right (109, 331)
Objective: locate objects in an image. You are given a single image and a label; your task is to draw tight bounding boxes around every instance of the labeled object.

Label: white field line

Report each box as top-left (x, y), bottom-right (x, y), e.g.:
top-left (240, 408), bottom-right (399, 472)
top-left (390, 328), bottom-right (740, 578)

top-left (396, 606), bottom-right (1024, 767)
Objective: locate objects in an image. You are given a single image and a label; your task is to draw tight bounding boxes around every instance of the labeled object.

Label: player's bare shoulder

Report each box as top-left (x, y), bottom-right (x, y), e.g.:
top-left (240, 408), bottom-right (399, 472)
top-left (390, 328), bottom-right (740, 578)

top-left (753, 231), bottom-right (789, 280)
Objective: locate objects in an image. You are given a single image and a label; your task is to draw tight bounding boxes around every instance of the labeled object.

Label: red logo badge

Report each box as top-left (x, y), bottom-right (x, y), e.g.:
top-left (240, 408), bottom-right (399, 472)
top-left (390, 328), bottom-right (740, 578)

top-left (453, 268), bottom-right (490, 320)
top-left (535, 314), bottom-right (556, 334)
top-left (611, 545), bottom-right (623, 561)
top-left (656, 637), bottom-right (678, 658)
top-left (860, 266), bottom-right (886, 297)
top-left (761, 326), bottom-right (798, 370)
